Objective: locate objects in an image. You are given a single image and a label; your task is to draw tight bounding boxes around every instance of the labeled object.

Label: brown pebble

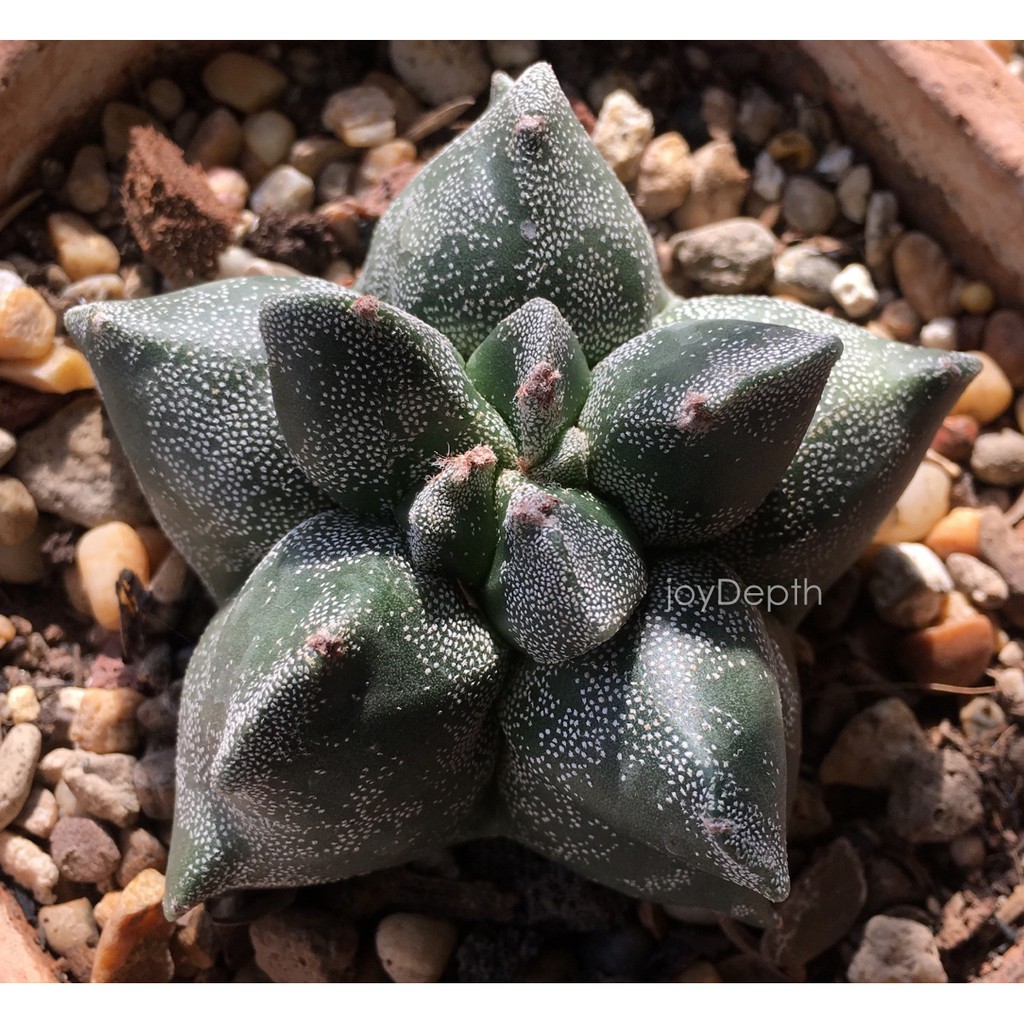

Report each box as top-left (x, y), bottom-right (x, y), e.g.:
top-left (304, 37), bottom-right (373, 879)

top-left (635, 132), bottom-right (692, 220)
top-left (76, 522), bottom-right (150, 632)
top-left (878, 298), bottom-right (920, 342)
top-left (766, 129), bottom-right (815, 171)
top-left (63, 752), bottom-right (139, 828)
top-left (672, 140), bottom-right (749, 231)
top-left (101, 102), bottom-right (157, 162)
top-left (375, 912), bottom-right (458, 983)
top-left (899, 614), bottom-right (995, 687)
top-left (971, 429), bottom-right (1024, 486)
top-left (931, 415), bottom-right (978, 463)
top-left (39, 897), bottom-right (99, 959)
top-left (170, 904), bottom-right (219, 978)
top-left (892, 231), bottom-right (957, 322)
top-left (13, 786), bottom-right (58, 839)
top-left (202, 52), bottom-right (287, 114)
top-left (959, 281), bottom-right (995, 315)
top-left (49, 815), bottom-right (120, 884)
top-left (848, 916), bottom-right (947, 983)
top-left (185, 107), bottom-right (244, 168)
top-left (250, 908), bottom-right (358, 983)
top-left (0, 344), bottom-right (95, 395)
top-left (69, 688), bottom-right (144, 755)
top-left (91, 869), bottom-right (174, 983)
top-left (887, 747), bottom-right (983, 843)
top-left (123, 126), bottom-right (235, 285)
top-left (0, 475), bottom-right (38, 546)
top-left (117, 827), bottom-right (168, 888)
top-left (983, 309), bottom-right (1024, 388)
top-left (66, 145), bottom-right (111, 214)
top-left (0, 722), bottom-right (42, 831)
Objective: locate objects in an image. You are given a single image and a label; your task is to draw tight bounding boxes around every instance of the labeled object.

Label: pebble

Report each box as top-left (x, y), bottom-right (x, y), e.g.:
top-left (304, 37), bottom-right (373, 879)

top-left (485, 41), bottom-right (540, 70)
top-left (700, 86), bottom-right (736, 140)
top-left (0, 722), bottom-right (42, 830)
top-left (63, 274), bottom-right (125, 304)
top-left (864, 191), bottom-right (901, 281)
top-left (250, 908), bottom-right (359, 983)
top-left (62, 752), bottom-right (140, 828)
top-left (951, 352), bottom-right (1014, 425)
top-left (771, 244), bottom-right (839, 307)
top-left (0, 613), bottom-right (15, 649)
top-left (848, 916), bottom-right (947, 983)
top-left (815, 143), bottom-right (853, 181)
top-left (91, 868), bottom-right (175, 983)
top-left (899, 613), bottom-right (995, 687)
top-left (0, 529), bottom-right (43, 584)
top-left (37, 747), bottom-right (75, 786)
top-left (932, 415), bottom-right (978, 463)
top-left (0, 831), bottom-right (58, 903)
top-left (388, 41), bottom-right (490, 106)
top-left (317, 162), bottom-right (354, 204)
top-left (65, 146), bottom-right (110, 215)
top-left (829, 262), bottom-right (878, 319)
top-left (892, 231), bottom-right (957, 322)
top-left (375, 913), bottom-right (458, 983)
top-left (215, 245), bottom-right (303, 279)
top-left (354, 140), bottom-right (416, 192)
top-left (49, 815), bottom-right (120, 884)
top-left (982, 309), bottom-right (1024, 388)
top-left (185, 108), bottom-right (243, 168)
top-left (0, 286), bottom-right (57, 360)
top-left (117, 827), bottom-right (168, 888)
top-left (170, 904), bottom-right (219, 978)
top-left (761, 838), bottom-right (866, 971)
top-left (287, 136), bottom-right (351, 181)
top-left (13, 786), bottom-right (57, 839)
top-left (149, 549), bottom-right (190, 606)
top-left (993, 665), bottom-right (1024, 716)
top-left (0, 428), bottom-right (14, 469)
top-left (819, 698), bottom-right (929, 789)
top-left (888, 747), bottom-right (984, 842)
top-left (0, 476), bottom-right (38, 546)
top-left (239, 110), bottom-right (296, 169)
top-left (69, 687), bottom-right (144, 754)
top-left (925, 507), bottom-right (981, 559)
top-left (946, 552), bottom-right (1008, 610)
top-left (101, 102), bottom-right (157, 162)
top-left (671, 218), bottom-right (775, 294)
top-left (673, 141), bottom-right (749, 231)
top-left (5, 683), bottom-right (40, 724)
top-left (250, 165), bottom-right (315, 217)
top-left (751, 150), bottom-right (784, 202)
top-left (203, 167), bottom-right (248, 214)
top-left (919, 317), bottom-right (957, 351)
top-left (0, 343), bottom-right (95, 394)
top-left (878, 298), bottom-right (920, 341)
top-left (781, 176), bottom-right (837, 235)
top-left (873, 461), bottom-right (952, 546)
top-left (592, 90), bottom-right (654, 184)
top-left (868, 543), bottom-right (952, 629)
top-left (202, 52), bottom-right (287, 114)
top-left (960, 281), bottom-right (995, 316)
top-left (634, 133), bottom-right (692, 220)
top-left (46, 212), bottom-right (119, 282)
top-left (835, 164), bottom-right (871, 224)
top-left (9, 400), bottom-right (128, 513)
top-left (0, 268), bottom-right (24, 295)
top-left (76, 521), bottom-right (150, 631)
top-left (133, 748), bottom-right (176, 820)
top-left (736, 85), bottom-right (782, 146)
top-left (767, 129), bottom-right (816, 171)
top-left (145, 78), bottom-right (184, 121)
top-left (971, 428), bottom-right (1024, 486)
top-left (960, 696), bottom-right (1006, 743)
top-left (39, 898), bottom-right (98, 959)
top-left (322, 85), bottom-right (397, 150)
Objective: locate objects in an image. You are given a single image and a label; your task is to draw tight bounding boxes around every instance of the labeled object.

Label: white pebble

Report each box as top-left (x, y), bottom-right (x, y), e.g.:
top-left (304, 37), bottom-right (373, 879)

top-left (830, 262), bottom-right (878, 319)
top-left (250, 166), bottom-right (315, 217)
top-left (837, 165), bottom-right (872, 223)
top-left (752, 150), bottom-right (785, 202)
top-left (322, 86), bottom-right (396, 149)
top-left (243, 110), bottom-right (297, 168)
top-left (920, 317), bottom-right (958, 351)
top-left (815, 143), bottom-right (853, 181)
top-left (0, 830), bottom-right (58, 904)
top-left (873, 462), bottom-right (951, 545)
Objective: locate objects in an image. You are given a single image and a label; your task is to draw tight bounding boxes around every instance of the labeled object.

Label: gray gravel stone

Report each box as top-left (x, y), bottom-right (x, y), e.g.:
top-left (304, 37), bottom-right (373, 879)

top-left (868, 543), bottom-right (952, 629)
top-left (11, 396), bottom-right (150, 528)
top-left (250, 166), bottom-right (315, 217)
top-left (388, 41), bottom-right (491, 106)
top-left (49, 815), bottom-right (120, 884)
top-left (848, 916), bottom-right (947, 983)
top-left (771, 244), bottom-right (839, 307)
top-left (837, 164), bottom-right (871, 223)
top-left (971, 428), bottom-right (1024, 486)
top-left (62, 752), bottom-right (139, 828)
top-left (946, 552), bottom-right (1009, 610)
top-left (671, 217), bottom-right (775, 294)
top-left (133, 748), bottom-right (176, 820)
top-left (887, 747), bottom-right (983, 843)
top-left (782, 175), bottom-right (837, 234)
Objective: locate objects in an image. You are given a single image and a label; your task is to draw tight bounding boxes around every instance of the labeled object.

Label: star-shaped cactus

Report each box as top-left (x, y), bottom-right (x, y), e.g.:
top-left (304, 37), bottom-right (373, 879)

top-left (65, 62), bottom-right (979, 925)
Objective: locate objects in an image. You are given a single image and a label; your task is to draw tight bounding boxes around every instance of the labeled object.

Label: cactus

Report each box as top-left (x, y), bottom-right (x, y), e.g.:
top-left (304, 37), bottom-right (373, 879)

top-left (65, 62), bottom-right (979, 926)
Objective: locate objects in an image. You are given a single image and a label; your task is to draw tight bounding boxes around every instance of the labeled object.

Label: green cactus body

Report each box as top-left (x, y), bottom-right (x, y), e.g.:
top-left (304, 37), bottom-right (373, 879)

top-left (64, 61), bottom-right (980, 922)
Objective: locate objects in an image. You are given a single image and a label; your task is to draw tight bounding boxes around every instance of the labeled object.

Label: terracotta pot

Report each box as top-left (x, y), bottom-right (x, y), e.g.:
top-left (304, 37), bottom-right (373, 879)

top-left (2, 40), bottom-right (1023, 305)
